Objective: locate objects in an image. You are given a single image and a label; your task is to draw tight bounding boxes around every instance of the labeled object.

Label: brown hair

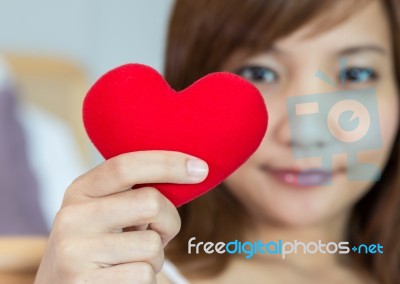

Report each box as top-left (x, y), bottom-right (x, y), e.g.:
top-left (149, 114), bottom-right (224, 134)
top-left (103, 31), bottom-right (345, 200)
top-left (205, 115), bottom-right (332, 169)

top-left (164, 0), bottom-right (400, 283)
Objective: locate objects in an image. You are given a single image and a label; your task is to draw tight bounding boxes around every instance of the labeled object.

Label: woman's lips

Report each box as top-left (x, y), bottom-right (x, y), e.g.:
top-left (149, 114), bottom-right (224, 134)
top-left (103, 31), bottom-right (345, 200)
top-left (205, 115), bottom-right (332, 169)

top-left (263, 167), bottom-right (335, 187)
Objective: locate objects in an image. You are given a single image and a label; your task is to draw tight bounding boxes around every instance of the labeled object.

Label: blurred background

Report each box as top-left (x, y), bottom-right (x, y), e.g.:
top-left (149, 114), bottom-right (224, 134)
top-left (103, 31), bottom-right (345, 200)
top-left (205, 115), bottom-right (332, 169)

top-left (0, 0), bottom-right (174, 80)
top-left (0, 0), bottom-right (174, 237)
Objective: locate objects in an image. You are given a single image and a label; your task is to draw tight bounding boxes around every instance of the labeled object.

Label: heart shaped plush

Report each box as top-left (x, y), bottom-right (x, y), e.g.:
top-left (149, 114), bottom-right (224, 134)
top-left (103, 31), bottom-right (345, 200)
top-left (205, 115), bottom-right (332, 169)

top-left (83, 64), bottom-right (268, 206)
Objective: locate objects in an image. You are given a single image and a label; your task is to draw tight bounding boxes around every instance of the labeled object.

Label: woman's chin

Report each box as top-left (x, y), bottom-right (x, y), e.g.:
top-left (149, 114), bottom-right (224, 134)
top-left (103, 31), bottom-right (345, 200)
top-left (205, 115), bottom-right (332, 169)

top-left (226, 169), bottom-right (361, 229)
top-left (243, 191), bottom-right (340, 228)
top-left (259, 199), bottom-right (341, 228)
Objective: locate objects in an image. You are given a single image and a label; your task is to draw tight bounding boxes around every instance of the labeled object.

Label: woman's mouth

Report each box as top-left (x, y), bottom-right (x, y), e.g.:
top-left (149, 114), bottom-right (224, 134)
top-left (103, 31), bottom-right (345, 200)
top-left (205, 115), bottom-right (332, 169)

top-left (262, 167), bottom-right (336, 187)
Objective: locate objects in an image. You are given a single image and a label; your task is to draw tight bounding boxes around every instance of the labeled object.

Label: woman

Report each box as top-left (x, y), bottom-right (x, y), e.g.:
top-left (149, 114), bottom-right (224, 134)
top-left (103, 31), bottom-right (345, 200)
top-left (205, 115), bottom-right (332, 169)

top-left (35, 0), bottom-right (399, 283)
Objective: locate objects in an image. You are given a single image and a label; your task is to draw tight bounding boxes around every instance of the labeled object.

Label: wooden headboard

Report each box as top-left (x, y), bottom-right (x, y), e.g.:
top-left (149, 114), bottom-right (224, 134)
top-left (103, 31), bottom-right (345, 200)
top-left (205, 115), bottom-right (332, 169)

top-left (5, 53), bottom-right (92, 165)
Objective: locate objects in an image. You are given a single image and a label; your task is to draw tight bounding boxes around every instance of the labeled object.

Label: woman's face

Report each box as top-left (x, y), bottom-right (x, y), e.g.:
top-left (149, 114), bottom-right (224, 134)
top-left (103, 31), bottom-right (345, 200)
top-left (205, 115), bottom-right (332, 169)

top-left (223, 1), bottom-right (399, 227)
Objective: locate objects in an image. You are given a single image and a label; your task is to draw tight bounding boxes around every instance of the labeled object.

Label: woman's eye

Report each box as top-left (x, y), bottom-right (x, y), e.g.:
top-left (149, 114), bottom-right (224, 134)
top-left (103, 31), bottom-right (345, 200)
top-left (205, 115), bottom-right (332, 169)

top-left (235, 66), bottom-right (278, 84)
top-left (340, 67), bottom-right (378, 84)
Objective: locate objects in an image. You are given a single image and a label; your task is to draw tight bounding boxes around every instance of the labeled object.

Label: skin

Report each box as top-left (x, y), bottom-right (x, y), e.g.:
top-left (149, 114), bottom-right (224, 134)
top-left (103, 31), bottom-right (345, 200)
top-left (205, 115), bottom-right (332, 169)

top-left (187, 1), bottom-right (399, 284)
top-left (35, 1), bottom-right (398, 284)
top-left (35, 152), bottom-right (208, 284)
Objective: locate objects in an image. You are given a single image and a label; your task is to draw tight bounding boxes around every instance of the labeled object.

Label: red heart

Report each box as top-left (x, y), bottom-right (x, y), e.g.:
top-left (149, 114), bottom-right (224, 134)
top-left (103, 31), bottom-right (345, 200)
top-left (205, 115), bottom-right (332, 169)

top-left (83, 64), bottom-right (268, 206)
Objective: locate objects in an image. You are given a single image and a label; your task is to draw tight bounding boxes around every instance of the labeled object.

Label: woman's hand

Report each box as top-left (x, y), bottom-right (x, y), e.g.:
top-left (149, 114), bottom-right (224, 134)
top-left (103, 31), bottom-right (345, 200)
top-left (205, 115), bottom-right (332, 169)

top-left (34, 151), bottom-right (208, 284)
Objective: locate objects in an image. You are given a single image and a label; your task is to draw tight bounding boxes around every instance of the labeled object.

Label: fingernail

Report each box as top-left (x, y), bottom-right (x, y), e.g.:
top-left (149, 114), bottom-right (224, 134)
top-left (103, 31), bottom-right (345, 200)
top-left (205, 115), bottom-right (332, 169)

top-left (187, 158), bottom-right (208, 180)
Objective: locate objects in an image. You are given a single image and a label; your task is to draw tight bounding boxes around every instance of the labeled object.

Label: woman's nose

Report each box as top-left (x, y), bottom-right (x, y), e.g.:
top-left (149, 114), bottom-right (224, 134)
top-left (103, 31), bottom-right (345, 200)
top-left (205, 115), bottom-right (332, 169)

top-left (275, 79), bottom-right (340, 157)
top-left (287, 104), bottom-right (336, 155)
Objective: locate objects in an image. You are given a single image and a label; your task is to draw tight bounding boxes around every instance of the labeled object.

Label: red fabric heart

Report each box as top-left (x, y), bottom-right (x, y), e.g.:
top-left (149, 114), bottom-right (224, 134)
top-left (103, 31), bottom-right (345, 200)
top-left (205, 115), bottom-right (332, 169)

top-left (83, 64), bottom-right (268, 207)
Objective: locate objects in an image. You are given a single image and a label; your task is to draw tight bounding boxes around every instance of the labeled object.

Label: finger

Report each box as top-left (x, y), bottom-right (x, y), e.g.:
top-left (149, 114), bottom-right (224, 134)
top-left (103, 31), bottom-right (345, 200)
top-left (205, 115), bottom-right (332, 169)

top-left (126, 224), bottom-right (149, 231)
top-left (64, 150), bottom-right (208, 201)
top-left (83, 262), bottom-right (156, 284)
top-left (58, 187), bottom-right (180, 245)
top-left (88, 230), bottom-right (164, 273)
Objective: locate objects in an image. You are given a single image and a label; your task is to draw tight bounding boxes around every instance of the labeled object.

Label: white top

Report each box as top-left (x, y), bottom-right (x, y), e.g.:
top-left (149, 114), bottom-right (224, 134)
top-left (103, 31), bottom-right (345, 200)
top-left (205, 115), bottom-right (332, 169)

top-left (162, 259), bottom-right (191, 284)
